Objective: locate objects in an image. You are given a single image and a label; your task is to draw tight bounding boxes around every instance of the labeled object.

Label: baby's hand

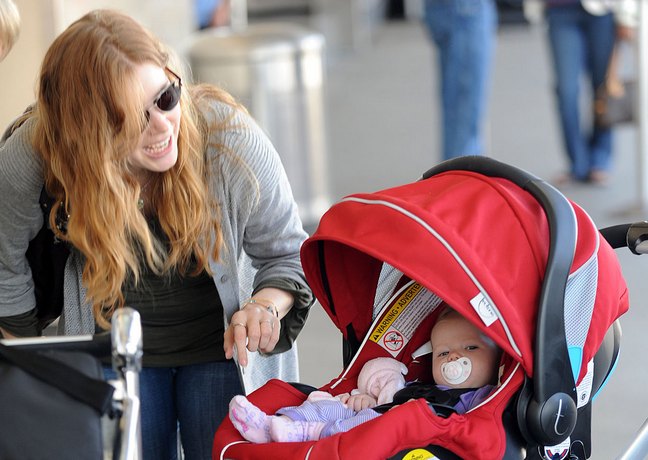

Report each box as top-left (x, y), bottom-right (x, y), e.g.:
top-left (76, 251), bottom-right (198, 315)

top-left (337, 393), bottom-right (351, 405)
top-left (344, 394), bottom-right (377, 411)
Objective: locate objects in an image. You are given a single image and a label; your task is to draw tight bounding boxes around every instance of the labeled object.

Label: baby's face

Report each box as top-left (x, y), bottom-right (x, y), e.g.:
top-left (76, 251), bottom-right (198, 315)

top-left (430, 312), bottom-right (500, 389)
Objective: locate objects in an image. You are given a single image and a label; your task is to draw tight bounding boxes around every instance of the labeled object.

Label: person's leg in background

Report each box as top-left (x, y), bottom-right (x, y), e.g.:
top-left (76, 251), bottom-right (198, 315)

top-left (194, 0), bottom-right (230, 30)
top-left (176, 360), bottom-right (244, 460)
top-left (423, 0), bottom-right (452, 159)
top-left (546, 4), bottom-right (590, 181)
top-left (423, 0), bottom-right (497, 160)
top-left (585, 11), bottom-right (616, 182)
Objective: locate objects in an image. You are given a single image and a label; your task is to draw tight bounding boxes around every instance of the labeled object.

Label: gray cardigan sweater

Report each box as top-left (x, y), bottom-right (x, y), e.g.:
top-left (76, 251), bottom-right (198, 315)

top-left (0, 101), bottom-right (312, 392)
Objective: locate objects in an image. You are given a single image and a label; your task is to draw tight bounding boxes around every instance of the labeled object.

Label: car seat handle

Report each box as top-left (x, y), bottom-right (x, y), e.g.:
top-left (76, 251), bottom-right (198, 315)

top-left (423, 156), bottom-right (578, 446)
top-left (600, 221), bottom-right (648, 254)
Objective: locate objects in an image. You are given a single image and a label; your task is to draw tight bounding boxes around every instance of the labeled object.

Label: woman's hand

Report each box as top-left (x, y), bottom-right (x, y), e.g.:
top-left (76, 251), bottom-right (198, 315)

top-left (617, 24), bottom-right (635, 42)
top-left (223, 288), bottom-right (293, 367)
top-left (0, 327), bottom-right (17, 339)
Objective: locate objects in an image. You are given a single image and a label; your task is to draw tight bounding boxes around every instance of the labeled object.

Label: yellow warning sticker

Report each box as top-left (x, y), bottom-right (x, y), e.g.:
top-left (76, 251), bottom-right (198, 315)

top-left (402, 448), bottom-right (438, 460)
top-left (370, 282), bottom-right (423, 344)
top-left (369, 281), bottom-right (443, 357)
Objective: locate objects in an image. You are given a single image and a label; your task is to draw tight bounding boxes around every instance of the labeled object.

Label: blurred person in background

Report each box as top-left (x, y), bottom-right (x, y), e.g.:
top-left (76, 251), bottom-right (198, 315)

top-left (0, 0), bottom-right (20, 61)
top-left (544, 0), bottom-right (637, 186)
top-left (195, 0), bottom-right (231, 29)
top-left (422, 0), bottom-right (498, 161)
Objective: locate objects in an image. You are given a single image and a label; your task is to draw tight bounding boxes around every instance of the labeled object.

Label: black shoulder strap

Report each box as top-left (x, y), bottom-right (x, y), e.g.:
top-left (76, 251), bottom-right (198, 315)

top-left (392, 383), bottom-right (478, 407)
top-left (0, 343), bottom-right (114, 415)
top-left (26, 188), bottom-right (71, 330)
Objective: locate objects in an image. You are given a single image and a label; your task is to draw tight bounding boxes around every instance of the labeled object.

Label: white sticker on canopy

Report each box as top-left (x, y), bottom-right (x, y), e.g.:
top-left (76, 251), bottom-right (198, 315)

top-left (470, 292), bottom-right (498, 327)
top-left (576, 360), bottom-right (594, 408)
top-left (370, 282), bottom-right (442, 357)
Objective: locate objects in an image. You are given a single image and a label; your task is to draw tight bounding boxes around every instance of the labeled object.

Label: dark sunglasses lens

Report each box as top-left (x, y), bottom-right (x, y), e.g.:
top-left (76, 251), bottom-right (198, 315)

top-left (156, 83), bottom-right (181, 112)
top-left (142, 81), bottom-right (180, 128)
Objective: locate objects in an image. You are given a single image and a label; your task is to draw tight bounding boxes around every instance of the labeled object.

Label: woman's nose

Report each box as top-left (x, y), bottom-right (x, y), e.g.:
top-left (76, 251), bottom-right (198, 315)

top-left (146, 108), bottom-right (170, 131)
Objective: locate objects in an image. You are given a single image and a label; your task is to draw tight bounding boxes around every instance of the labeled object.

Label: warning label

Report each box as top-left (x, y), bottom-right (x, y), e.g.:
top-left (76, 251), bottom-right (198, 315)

top-left (382, 330), bottom-right (404, 352)
top-left (369, 282), bottom-right (441, 357)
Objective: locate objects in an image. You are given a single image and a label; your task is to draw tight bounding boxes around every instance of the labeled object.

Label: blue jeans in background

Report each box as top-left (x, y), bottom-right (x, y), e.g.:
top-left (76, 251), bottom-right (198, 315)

top-left (423, 0), bottom-right (497, 160)
top-left (546, 4), bottom-right (616, 180)
top-left (105, 360), bottom-right (243, 460)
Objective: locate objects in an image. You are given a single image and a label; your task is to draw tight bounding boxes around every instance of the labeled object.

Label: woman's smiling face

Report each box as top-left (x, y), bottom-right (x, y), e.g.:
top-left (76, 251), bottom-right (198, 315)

top-left (129, 63), bottom-right (181, 177)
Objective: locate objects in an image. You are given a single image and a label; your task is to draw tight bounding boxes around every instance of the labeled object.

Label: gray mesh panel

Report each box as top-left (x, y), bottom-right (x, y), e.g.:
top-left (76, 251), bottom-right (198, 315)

top-left (564, 254), bottom-right (598, 350)
top-left (373, 263), bottom-right (405, 319)
top-left (373, 262), bottom-right (444, 321)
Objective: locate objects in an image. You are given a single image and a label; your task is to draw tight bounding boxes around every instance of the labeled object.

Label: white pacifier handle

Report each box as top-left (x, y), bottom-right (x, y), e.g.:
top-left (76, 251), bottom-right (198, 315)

top-left (441, 357), bottom-right (472, 385)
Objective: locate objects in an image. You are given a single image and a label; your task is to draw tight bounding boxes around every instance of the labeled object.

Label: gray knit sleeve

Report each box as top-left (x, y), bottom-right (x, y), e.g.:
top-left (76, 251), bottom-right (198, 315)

top-left (0, 116), bottom-right (45, 320)
top-left (207, 101), bottom-right (314, 313)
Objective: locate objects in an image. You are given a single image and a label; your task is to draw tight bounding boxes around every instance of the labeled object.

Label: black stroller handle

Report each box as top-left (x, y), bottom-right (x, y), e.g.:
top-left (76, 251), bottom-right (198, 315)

top-left (423, 156), bottom-right (578, 446)
top-left (600, 222), bottom-right (648, 254)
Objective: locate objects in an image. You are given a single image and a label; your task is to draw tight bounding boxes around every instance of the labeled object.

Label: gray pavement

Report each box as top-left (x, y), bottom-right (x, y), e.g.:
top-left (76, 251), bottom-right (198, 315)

top-left (296, 17), bottom-right (648, 459)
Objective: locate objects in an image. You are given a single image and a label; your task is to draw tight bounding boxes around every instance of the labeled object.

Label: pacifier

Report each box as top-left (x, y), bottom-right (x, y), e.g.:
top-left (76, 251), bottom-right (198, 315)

top-left (441, 357), bottom-right (472, 385)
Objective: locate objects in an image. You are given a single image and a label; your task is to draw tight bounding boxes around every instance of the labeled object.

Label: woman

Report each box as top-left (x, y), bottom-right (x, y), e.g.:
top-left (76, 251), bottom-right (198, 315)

top-left (422, 0), bottom-right (498, 160)
top-left (544, 0), bottom-right (636, 185)
top-left (0, 9), bottom-right (312, 459)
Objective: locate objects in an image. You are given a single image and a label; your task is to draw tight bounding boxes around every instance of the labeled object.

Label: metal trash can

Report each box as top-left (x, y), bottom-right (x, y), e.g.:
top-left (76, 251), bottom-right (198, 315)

top-left (188, 22), bottom-right (330, 228)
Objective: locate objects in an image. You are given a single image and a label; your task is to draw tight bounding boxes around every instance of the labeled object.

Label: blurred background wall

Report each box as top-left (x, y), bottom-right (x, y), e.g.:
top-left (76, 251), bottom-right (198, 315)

top-left (1, 0), bottom-right (387, 128)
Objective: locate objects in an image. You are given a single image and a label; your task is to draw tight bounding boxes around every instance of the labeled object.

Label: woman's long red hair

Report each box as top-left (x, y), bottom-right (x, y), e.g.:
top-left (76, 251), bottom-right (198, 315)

top-left (32, 10), bottom-right (230, 328)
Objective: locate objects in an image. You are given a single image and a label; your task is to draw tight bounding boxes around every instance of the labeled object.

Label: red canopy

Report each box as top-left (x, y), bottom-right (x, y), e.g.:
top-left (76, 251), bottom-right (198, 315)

top-left (301, 170), bottom-right (629, 382)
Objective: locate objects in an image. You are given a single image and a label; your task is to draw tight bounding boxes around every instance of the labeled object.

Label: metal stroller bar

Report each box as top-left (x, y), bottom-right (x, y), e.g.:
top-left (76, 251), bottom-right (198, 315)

top-left (599, 222), bottom-right (648, 460)
top-left (617, 418), bottom-right (648, 460)
top-left (111, 307), bottom-right (143, 460)
top-left (0, 330), bottom-right (111, 355)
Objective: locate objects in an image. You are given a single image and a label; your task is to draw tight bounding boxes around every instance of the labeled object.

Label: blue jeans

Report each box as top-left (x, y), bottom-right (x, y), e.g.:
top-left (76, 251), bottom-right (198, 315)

top-left (546, 4), bottom-right (616, 179)
top-left (105, 360), bottom-right (243, 460)
top-left (423, 0), bottom-right (497, 160)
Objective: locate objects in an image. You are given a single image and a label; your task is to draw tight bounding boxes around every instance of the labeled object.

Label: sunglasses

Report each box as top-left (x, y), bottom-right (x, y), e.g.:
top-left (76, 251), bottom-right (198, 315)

top-left (143, 67), bottom-right (182, 125)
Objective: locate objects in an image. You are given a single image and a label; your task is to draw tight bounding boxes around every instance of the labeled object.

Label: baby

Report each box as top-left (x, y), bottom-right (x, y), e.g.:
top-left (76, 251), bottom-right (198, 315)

top-left (229, 307), bottom-right (501, 443)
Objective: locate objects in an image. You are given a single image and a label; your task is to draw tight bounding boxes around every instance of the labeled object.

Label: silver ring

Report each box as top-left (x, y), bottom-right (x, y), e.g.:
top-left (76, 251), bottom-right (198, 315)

top-left (260, 319), bottom-right (272, 324)
top-left (232, 322), bottom-right (246, 328)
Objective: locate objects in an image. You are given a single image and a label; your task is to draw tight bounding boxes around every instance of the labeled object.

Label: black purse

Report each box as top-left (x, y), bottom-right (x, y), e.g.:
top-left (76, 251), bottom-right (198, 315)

top-left (594, 79), bottom-right (636, 129)
top-left (593, 43), bottom-right (636, 129)
top-left (0, 341), bottom-right (115, 459)
top-left (26, 188), bottom-right (71, 332)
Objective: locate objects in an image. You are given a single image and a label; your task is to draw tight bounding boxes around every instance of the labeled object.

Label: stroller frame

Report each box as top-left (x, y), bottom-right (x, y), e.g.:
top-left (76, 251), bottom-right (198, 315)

top-left (599, 220), bottom-right (648, 460)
